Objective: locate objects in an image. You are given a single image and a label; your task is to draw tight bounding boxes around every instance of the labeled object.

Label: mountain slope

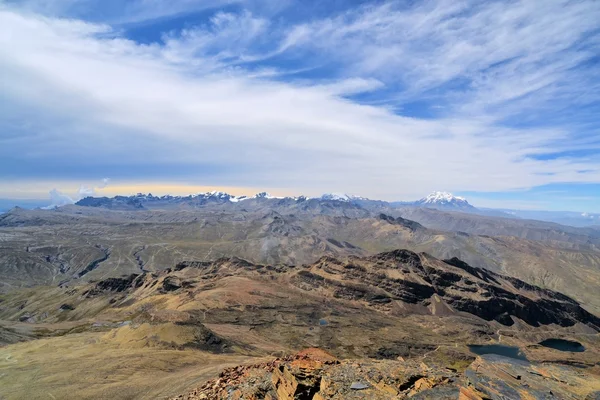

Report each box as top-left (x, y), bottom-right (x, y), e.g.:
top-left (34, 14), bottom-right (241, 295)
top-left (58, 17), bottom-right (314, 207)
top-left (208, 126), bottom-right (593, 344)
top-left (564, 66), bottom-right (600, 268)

top-left (1, 251), bottom-right (599, 399)
top-left (6, 250), bottom-right (596, 329)
top-left (3, 206), bottom-right (600, 314)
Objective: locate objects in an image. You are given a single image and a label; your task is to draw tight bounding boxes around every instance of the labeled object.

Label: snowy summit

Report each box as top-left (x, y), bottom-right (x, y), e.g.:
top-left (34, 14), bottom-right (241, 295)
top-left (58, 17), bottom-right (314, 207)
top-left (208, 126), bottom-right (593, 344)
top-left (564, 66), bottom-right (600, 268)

top-left (421, 191), bottom-right (467, 204)
top-left (321, 193), bottom-right (367, 202)
top-left (415, 191), bottom-right (474, 210)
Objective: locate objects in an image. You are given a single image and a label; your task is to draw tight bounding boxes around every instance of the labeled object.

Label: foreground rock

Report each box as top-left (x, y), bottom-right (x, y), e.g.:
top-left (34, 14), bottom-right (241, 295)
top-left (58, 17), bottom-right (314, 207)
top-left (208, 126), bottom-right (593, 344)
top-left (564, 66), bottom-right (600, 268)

top-left (463, 354), bottom-right (600, 400)
top-left (172, 348), bottom-right (600, 399)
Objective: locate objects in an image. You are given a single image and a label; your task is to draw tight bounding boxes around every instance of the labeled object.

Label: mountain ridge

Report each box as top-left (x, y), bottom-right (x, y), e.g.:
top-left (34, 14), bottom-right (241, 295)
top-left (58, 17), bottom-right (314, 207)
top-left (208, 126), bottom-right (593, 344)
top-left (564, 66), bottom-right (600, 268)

top-left (3, 197), bottom-right (600, 315)
top-left (7, 189), bottom-right (588, 227)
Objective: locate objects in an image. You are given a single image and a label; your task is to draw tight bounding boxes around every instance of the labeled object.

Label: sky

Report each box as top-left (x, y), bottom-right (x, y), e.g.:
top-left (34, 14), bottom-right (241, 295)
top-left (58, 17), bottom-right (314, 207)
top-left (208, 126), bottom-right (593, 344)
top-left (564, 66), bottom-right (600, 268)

top-left (1, 0), bottom-right (599, 211)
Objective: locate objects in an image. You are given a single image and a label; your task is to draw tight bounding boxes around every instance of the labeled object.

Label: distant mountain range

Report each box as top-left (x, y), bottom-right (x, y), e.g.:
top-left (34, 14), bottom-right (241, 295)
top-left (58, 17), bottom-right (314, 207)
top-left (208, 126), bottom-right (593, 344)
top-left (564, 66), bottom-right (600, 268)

top-left (4, 190), bottom-right (600, 315)
top-left (71, 189), bottom-right (600, 229)
top-left (390, 191), bottom-right (478, 212)
top-left (1, 190), bottom-right (599, 227)
top-left (74, 190), bottom-right (479, 211)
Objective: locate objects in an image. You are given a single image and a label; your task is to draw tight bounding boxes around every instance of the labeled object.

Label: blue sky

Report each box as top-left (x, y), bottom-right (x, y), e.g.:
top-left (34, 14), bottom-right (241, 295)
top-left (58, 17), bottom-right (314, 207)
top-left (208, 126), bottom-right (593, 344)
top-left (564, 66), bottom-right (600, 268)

top-left (458, 183), bottom-right (600, 212)
top-left (1, 0), bottom-right (599, 211)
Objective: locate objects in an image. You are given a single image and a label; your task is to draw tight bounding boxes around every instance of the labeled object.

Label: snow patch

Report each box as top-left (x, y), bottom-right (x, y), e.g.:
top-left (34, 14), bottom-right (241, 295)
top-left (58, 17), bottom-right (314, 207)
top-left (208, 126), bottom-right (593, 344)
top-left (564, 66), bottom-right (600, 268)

top-left (321, 193), bottom-right (366, 202)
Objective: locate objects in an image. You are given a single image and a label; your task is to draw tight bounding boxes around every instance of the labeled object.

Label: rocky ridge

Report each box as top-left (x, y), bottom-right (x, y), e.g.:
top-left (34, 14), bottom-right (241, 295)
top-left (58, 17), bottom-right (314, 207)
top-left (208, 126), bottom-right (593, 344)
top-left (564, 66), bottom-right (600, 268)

top-left (85, 249), bottom-right (600, 330)
top-left (171, 348), bottom-right (600, 400)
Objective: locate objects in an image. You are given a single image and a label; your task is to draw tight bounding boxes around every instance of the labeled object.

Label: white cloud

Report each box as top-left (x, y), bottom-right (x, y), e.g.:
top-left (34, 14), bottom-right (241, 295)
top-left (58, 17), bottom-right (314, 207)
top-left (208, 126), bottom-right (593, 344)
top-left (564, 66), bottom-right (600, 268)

top-left (4, 0), bottom-right (246, 24)
top-left (43, 188), bottom-right (75, 209)
top-left (99, 178), bottom-right (110, 188)
top-left (76, 178), bottom-right (111, 199)
top-left (277, 0), bottom-right (600, 118)
top-left (77, 185), bottom-right (95, 197)
top-left (0, 2), bottom-right (599, 200)
top-left (42, 178), bottom-right (112, 208)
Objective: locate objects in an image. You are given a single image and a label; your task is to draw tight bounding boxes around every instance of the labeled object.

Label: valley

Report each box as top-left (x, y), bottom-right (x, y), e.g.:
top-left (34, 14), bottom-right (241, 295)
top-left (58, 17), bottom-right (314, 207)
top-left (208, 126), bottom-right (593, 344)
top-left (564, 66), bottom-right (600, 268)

top-left (1, 194), bottom-right (599, 399)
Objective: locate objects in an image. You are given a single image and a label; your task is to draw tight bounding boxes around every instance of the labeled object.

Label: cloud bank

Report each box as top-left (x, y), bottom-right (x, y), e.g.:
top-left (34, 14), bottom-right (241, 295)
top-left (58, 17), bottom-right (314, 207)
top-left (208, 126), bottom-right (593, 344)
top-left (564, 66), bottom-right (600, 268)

top-left (43, 178), bottom-right (111, 208)
top-left (0, 0), bottom-right (599, 201)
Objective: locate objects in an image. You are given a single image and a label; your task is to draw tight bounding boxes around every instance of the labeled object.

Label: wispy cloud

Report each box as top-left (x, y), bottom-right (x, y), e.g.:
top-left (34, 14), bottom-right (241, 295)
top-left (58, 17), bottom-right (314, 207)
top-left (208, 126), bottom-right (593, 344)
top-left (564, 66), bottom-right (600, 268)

top-left (275, 1), bottom-right (600, 119)
top-left (5, 0), bottom-right (245, 24)
top-left (0, 0), bottom-right (599, 203)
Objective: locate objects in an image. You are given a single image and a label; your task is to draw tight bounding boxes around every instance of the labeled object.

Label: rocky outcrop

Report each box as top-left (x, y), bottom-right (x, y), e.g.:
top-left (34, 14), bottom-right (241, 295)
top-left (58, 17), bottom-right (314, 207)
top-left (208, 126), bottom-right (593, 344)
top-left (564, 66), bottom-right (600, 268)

top-left (83, 274), bottom-right (142, 296)
top-left (77, 247), bottom-right (110, 278)
top-left (169, 349), bottom-right (459, 400)
top-left (171, 348), bottom-right (600, 399)
top-left (270, 349), bottom-right (335, 400)
top-left (161, 276), bottom-right (183, 292)
top-left (378, 213), bottom-right (424, 231)
top-left (463, 354), bottom-right (600, 400)
top-left (184, 324), bottom-right (230, 353)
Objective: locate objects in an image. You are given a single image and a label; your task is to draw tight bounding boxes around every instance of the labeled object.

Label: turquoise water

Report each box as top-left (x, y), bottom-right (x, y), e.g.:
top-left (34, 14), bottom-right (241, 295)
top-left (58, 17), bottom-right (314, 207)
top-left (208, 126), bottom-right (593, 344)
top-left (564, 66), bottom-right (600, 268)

top-left (468, 344), bottom-right (528, 361)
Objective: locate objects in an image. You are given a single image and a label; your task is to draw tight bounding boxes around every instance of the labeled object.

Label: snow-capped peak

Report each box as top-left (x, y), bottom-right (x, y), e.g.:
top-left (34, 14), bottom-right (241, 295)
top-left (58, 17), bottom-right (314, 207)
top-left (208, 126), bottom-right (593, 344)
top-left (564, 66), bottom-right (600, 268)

top-left (229, 195), bottom-right (248, 202)
top-left (421, 191), bottom-right (467, 204)
top-left (190, 191), bottom-right (249, 202)
top-left (412, 192), bottom-right (474, 210)
top-left (191, 191), bottom-right (232, 199)
top-left (253, 192), bottom-right (279, 199)
top-left (321, 193), bottom-right (350, 202)
top-left (321, 193), bottom-right (368, 202)
top-left (190, 191), bottom-right (295, 202)
top-left (208, 190), bottom-right (231, 198)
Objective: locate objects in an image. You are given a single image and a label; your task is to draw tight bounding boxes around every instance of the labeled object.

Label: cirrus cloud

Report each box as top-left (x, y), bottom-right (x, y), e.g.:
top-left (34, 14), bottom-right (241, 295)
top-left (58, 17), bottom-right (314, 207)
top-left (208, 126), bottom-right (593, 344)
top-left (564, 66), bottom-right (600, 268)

top-left (0, 0), bottom-right (599, 203)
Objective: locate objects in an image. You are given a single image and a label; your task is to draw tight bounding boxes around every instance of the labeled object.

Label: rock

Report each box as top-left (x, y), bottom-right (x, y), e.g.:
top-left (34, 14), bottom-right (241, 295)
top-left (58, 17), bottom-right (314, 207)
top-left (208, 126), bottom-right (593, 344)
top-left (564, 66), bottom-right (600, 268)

top-left (85, 274), bottom-right (141, 296)
top-left (465, 354), bottom-right (600, 399)
top-left (171, 347), bottom-right (600, 400)
top-left (458, 386), bottom-right (484, 400)
top-left (350, 381), bottom-right (370, 390)
top-left (18, 313), bottom-right (36, 323)
top-left (161, 276), bottom-right (182, 292)
top-left (585, 391), bottom-right (600, 400)
top-left (271, 349), bottom-right (332, 399)
top-left (375, 380), bottom-right (398, 395)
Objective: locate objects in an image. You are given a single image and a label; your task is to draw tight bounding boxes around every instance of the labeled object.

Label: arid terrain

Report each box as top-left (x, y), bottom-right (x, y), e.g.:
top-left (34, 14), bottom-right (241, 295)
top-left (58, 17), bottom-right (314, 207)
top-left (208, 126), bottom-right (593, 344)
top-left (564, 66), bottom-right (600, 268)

top-left (4, 0), bottom-right (600, 397)
top-left (1, 196), bottom-right (600, 399)
top-left (2, 196), bottom-right (600, 314)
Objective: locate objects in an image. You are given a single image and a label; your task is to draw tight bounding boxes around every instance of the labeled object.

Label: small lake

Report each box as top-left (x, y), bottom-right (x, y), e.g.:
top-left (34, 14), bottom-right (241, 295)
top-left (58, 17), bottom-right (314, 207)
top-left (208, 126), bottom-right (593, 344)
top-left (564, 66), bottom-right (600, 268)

top-left (468, 344), bottom-right (528, 361)
top-left (539, 339), bottom-right (585, 352)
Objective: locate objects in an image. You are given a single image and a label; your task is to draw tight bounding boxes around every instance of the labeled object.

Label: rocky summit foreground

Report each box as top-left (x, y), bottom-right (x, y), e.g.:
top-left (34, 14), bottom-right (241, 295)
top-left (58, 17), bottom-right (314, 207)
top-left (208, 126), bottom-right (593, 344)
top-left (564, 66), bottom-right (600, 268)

top-left (171, 348), bottom-right (600, 400)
